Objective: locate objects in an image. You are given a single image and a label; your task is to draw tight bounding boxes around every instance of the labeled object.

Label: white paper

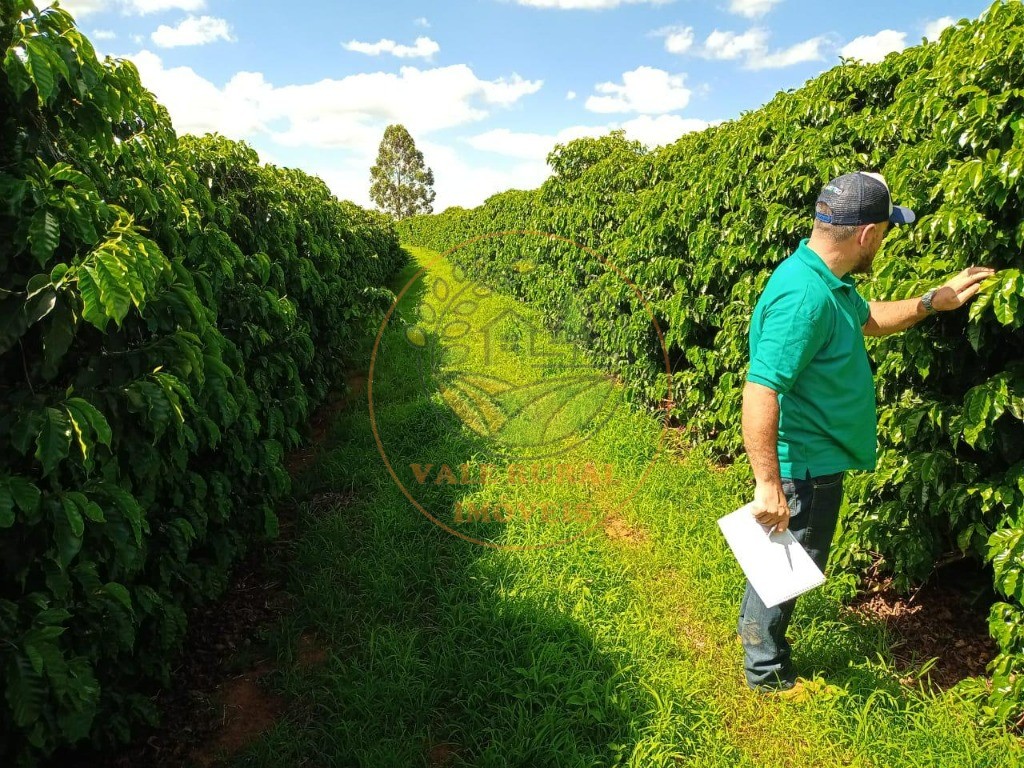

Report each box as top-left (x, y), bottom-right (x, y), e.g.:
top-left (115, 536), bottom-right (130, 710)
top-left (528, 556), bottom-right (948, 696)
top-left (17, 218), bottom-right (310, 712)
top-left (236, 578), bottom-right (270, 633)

top-left (717, 502), bottom-right (825, 608)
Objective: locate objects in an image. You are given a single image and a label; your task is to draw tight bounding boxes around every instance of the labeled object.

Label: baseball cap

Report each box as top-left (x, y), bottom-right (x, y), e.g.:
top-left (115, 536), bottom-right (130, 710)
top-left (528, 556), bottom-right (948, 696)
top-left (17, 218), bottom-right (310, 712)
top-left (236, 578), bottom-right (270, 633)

top-left (814, 172), bottom-right (916, 226)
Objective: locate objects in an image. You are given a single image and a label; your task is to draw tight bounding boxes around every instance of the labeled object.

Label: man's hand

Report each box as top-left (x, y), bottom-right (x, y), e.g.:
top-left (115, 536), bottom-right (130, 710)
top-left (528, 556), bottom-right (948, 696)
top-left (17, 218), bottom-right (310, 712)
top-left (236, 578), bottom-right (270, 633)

top-left (752, 479), bottom-right (790, 534)
top-left (933, 266), bottom-right (997, 311)
top-left (864, 266), bottom-right (998, 336)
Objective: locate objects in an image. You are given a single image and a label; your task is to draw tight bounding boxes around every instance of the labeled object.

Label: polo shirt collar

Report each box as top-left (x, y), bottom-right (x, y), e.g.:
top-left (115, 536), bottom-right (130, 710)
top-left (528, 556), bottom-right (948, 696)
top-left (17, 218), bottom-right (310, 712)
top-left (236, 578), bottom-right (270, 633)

top-left (796, 238), bottom-right (856, 291)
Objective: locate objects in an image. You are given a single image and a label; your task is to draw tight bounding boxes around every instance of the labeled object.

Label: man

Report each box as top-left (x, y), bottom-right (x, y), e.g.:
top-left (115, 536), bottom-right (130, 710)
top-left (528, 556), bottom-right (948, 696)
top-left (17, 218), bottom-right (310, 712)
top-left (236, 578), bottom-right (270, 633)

top-left (738, 171), bottom-right (995, 694)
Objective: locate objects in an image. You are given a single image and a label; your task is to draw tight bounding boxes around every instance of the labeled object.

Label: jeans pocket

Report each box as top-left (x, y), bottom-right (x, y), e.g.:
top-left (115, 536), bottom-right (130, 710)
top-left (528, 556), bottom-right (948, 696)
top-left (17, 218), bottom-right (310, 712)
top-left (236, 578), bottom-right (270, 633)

top-left (804, 473), bottom-right (845, 568)
top-left (811, 472), bottom-right (844, 490)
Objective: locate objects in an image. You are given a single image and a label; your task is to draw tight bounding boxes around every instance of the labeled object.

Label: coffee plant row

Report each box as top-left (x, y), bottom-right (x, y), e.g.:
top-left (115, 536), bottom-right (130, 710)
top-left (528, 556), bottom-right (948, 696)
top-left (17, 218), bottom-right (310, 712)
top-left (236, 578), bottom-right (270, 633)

top-left (400, 0), bottom-right (1024, 724)
top-left (0, 1), bottom-right (406, 764)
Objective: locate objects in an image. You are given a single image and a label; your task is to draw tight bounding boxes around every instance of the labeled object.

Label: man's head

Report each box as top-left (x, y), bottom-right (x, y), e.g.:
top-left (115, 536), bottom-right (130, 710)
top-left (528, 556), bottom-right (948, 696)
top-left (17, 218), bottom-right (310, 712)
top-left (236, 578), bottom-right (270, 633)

top-left (809, 172), bottom-right (915, 275)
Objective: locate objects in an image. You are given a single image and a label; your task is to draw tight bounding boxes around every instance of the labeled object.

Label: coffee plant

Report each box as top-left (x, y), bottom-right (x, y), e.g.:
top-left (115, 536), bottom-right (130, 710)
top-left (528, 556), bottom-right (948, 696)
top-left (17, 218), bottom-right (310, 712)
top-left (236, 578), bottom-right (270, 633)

top-left (400, 0), bottom-right (1024, 724)
top-left (0, 1), bottom-right (405, 763)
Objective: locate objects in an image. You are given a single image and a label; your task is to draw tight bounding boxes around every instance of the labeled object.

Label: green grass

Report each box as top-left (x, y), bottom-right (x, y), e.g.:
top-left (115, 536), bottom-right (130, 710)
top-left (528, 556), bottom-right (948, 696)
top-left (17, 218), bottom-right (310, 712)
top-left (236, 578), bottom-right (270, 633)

top-left (228, 246), bottom-right (1022, 768)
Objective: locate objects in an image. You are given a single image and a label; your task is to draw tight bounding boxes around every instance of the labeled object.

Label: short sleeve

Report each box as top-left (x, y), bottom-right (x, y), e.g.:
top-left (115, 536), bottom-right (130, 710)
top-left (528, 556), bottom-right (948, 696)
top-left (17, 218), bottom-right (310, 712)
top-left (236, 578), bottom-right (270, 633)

top-left (851, 287), bottom-right (870, 326)
top-left (746, 289), bottom-right (831, 394)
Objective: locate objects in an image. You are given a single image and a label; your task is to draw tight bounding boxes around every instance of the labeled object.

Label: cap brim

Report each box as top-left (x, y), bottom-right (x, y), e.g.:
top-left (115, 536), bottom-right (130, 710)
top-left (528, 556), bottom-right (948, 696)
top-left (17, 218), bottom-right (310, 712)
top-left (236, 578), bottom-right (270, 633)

top-left (889, 205), bottom-right (915, 224)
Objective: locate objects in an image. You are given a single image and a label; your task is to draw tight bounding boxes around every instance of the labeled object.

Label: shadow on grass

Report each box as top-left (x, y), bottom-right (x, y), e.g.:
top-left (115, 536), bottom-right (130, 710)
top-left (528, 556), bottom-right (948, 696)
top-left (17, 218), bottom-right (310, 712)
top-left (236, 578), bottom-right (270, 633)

top-left (239, 255), bottom-right (716, 768)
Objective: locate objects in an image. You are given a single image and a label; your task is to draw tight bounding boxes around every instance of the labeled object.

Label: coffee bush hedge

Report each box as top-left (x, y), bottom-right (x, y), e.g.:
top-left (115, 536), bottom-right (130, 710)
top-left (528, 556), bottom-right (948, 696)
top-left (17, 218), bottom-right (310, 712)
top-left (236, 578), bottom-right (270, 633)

top-left (400, 0), bottom-right (1024, 723)
top-left (0, 1), bottom-right (405, 763)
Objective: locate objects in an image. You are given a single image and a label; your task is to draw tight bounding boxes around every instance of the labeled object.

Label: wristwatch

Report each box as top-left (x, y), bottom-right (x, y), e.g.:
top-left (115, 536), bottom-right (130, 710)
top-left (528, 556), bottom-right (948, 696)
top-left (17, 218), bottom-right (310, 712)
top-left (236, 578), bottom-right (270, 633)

top-left (921, 288), bottom-right (938, 314)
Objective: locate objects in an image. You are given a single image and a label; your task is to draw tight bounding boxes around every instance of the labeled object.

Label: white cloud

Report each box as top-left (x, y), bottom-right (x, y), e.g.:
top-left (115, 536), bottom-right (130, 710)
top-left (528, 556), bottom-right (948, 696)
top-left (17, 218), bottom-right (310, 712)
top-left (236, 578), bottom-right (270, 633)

top-left (151, 15), bottom-right (233, 47)
top-left (344, 36), bottom-right (440, 59)
top-left (413, 16), bottom-right (430, 27)
top-left (466, 126), bottom-right (603, 160)
top-left (479, 73), bottom-right (545, 105)
top-left (585, 66), bottom-right (691, 114)
top-left (728, 0), bottom-right (781, 18)
top-left (513, 0), bottom-right (672, 8)
top-left (466, 114), bottom-right (716, 162)
top-left (48, 0), bottom-right (108, 15)
top-left (701, 27), bottom-right (826, 69)
top-left (249, 144), bottom-right (284, 168)
top-left (750, 36), bottom-right (828, 69)
top-left (47, 0), bottom-right (205, 15)
top-left (92, 29), bottom-right (117, 39)
top-left (420, 140), bottom-right (551, 210)
top-left (652, 24), bottom-right (695, 54)
top-left (924, 16), bottom-right (955, 42)
top-left (566, 90), bottom-right (577, 100)
top-left (128, 0), bottom-right (204, 12)
top-left (127, 50), bottom-right (270, 136)
top-left (617, 113), bottom-right (717, 146)
top-left (124, 50), bottom-right (542, 147)
top-left (703, 28), bottom-right (769, 60)
top-left (840, 29), bottom-right (906, 63)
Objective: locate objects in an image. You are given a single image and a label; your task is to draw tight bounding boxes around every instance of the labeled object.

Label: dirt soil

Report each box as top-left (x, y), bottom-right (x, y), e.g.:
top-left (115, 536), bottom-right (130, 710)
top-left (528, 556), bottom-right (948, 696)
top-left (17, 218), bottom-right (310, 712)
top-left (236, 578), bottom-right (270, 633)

top-left (845, 559), bottom-right (998, 690)
top-left (602, 511), bottom-right (649, 545)
top-left (59, 382), bottom-right (360, 768)
top-left (59, 534), bottom-right (297, 768)
top-left (285, 373), bottom-right (367, 475)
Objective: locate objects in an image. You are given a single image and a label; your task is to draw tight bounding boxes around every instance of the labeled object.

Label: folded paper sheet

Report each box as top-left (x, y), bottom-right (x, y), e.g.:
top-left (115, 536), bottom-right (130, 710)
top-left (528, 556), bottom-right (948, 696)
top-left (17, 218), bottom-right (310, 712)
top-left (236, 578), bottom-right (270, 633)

top-left (717, 502), bottom-right (825, 608)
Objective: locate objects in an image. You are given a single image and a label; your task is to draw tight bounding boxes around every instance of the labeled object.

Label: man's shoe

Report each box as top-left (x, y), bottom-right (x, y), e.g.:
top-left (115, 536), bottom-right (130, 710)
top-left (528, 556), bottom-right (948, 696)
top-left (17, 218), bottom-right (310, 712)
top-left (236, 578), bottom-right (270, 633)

top-left (775, 679), bottom-right (810, 702)
top-left (748, 678), bottom-right (796, 694)
top-left (771, 676), bottom-right (844, 702)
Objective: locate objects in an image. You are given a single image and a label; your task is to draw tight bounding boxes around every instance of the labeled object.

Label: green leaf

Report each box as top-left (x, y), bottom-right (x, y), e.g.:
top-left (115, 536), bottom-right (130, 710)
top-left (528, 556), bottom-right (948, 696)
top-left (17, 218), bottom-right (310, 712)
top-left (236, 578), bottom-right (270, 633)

top-left (53, 500), bottom-right (83, 569)
top-left (6, 655), bottom-right (46, 727)
top-left (48, 163), bottom-right (93, 190)
top-left (24, 39), bottom-right (55, 105)
top-left (35, 407), bottom-right (72, 476)
top-left (0, 483), bottom-right (13, 528)
top-left (993, 290), bottom-right (1018, 326)
top-left (50, 263), bottom-right (69, 283)
top-left (65, 404), bottom-right (91, 464)
top-left (24, 286), bottom-right (56, 326)
top-left (102, 582), bottom-right (134, 614)
top-left (28, 209), bottom-right (60, 266)
top-left (3, 45), bottom-right (32, 99)
top-left (41, 295), bottom-right (75, 380)
top-left (76, 267), bottom-right (108, 330)
top-left (0, 295), bottom-right (29, 355)
top-left (967, 320), bottom-right (983, 353)
top-left (10, 410), bottom-right (44, 456)
top-left (23, 643), bottom-right (45, 676)
top-left (264, 507), bottom-right (279, 538)
top-left (61, 495), bottom-right (85, 537)
top-left (81, 500), bottom-right (105, 523)
top-left (9, 477), bottom-right (41, 515)
top-left (65, 397), bottom-right (112, 448)
top-left (91, 251), bottom-right (132, 325)
top-left (97, 482), bottom-right (146, 544)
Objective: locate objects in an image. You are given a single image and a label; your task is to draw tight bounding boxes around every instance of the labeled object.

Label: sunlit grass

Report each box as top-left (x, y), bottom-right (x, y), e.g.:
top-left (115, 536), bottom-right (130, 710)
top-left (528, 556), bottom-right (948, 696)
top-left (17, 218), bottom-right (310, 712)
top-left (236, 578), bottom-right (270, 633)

top-left (229, 246), bottom-right (1021, 768)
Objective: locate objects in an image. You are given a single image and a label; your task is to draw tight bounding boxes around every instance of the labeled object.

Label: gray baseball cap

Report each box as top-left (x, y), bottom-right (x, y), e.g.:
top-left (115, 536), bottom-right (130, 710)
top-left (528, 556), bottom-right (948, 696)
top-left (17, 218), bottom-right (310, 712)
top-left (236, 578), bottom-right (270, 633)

top-left (815, 171), bottom-right (916, 226)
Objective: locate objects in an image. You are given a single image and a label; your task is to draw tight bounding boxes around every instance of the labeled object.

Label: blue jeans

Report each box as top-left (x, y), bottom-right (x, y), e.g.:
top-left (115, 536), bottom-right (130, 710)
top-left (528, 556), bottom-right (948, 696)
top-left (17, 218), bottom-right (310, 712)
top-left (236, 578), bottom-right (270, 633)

top-left (737, 469), bottom-right (845, 690)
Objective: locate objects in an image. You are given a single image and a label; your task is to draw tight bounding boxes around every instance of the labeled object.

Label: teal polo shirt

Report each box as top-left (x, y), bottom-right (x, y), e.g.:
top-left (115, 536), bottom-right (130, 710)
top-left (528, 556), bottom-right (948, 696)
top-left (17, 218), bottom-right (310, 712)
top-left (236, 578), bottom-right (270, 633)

top-left (745, 238), bottom-right (876, 478)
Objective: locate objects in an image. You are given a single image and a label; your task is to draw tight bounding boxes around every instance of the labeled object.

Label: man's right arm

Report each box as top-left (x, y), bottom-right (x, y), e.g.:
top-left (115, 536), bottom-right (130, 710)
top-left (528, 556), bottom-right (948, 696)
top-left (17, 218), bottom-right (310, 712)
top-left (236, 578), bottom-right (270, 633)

top-left (742, 380), bottom-right (791, 533)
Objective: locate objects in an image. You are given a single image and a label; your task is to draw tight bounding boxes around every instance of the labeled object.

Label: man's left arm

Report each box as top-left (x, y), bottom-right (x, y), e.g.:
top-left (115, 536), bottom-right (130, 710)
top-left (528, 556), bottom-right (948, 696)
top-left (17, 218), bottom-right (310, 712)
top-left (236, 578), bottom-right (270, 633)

top-left (862, 266), bottom-right (996, 337)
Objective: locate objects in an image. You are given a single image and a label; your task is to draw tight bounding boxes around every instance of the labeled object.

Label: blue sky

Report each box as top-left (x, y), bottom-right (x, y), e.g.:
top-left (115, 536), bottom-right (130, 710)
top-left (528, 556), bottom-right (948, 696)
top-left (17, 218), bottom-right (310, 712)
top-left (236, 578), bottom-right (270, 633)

top-left (54, 0), bottom-right (991, 211)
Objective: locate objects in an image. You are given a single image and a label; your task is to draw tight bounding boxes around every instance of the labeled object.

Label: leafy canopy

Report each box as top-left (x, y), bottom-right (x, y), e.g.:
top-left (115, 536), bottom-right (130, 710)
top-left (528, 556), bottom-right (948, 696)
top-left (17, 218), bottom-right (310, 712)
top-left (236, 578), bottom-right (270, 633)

top-left (370, 123), bottom-right (436, 220)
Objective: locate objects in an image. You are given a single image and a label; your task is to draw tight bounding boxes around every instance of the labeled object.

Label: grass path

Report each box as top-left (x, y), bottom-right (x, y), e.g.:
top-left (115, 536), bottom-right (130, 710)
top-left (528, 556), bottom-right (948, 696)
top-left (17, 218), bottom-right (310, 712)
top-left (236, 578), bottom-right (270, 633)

top-left (231, 246), bottom-right (1021, 768)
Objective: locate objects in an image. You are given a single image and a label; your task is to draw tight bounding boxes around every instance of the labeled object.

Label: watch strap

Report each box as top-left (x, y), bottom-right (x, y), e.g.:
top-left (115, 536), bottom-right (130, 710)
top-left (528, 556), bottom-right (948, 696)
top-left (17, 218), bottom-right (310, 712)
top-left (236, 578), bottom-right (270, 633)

top-left (922, 288), bottom-right (938, 314)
